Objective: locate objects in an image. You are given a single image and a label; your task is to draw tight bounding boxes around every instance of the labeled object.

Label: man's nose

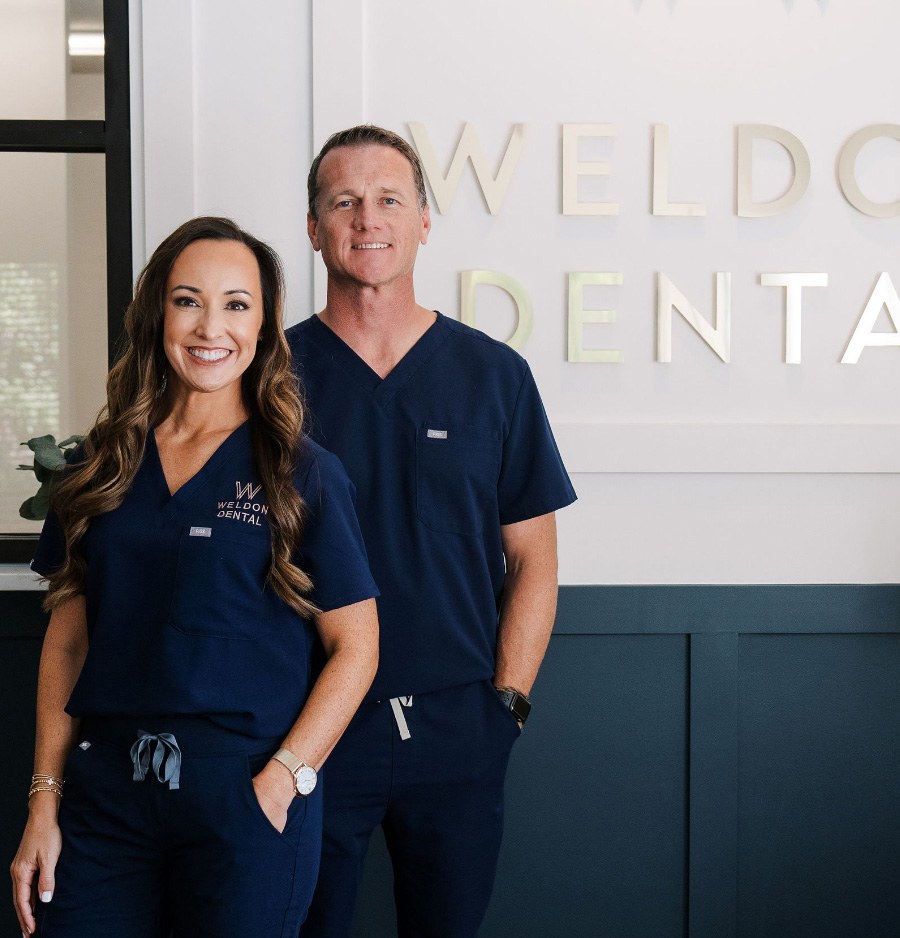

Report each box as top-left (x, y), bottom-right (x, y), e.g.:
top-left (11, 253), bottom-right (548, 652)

top-left (354, 199), bottom-right (379, 229)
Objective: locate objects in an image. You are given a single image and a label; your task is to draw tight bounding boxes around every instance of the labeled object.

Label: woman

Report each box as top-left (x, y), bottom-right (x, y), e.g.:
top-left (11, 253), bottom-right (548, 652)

top-left (10, 217), bottom-right (379, 937)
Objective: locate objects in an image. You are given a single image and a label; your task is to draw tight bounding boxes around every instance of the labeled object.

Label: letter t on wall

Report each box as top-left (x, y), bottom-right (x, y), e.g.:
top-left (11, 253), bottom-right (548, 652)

top-left (760, 273), bottom-right (828, 364)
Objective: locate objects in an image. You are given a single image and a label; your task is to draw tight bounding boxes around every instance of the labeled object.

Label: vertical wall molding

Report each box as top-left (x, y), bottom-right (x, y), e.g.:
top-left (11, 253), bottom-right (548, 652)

top-left (688, 632), bottom-right (740, 938)
top-left (137, 0), bottom-right (195, 261)
top-left (310, 0), bottom-right (365, 311)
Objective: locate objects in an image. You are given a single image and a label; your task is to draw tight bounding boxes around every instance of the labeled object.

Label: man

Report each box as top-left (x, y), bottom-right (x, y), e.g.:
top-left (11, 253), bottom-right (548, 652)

top-left (287, 125), bottom-right (576, 938)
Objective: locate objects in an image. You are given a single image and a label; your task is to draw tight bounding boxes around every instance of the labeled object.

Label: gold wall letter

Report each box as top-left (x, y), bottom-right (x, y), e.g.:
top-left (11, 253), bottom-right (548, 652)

top-left (408, 122), bottom-right (527, 215)
top-left (561, 123), bottom-right (618, 216)
top-left (837, 124), bottom-right (900, 219)
top-left (760, 272), bottom-right (828, 364)
top-left (652, 124), bottom-right (706, 217)
top-left (657, 273), bottom-right (732, 363)
top-left (567, 272), bottom-right (624, 363)
top-left (841, 272), bottom-right (900, 364)
top-left (736, 124), bottom-right (810, 218)
top-left (460, 270), bottom-right (533, 350)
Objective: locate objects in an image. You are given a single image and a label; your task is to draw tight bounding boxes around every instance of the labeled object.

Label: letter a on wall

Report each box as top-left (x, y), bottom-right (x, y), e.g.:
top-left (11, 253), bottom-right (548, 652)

top-left (842, 272), bottom-right (900, 364)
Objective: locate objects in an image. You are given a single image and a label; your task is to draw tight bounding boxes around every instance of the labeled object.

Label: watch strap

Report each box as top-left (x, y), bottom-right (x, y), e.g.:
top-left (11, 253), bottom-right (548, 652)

top-left (495, 687), bottom-right (532, 724)
top-left (272, 748), bottom-right (317, 797)
top-left (272, 748), bottom-right (304, 775)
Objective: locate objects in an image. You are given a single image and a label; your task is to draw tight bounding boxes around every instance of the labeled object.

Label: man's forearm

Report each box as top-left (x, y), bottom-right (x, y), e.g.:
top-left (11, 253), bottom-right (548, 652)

top-left (493, 512), bottom-right (560, 695)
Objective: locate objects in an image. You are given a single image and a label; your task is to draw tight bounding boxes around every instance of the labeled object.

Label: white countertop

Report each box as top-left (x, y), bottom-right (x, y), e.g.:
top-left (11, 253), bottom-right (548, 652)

top-left (0, 564), bottom-right (46, 591)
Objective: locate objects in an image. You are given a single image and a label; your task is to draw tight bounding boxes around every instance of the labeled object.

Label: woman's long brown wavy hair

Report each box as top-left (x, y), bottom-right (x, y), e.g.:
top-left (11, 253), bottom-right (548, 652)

top-left (45, 216), bottom-right (317, 618)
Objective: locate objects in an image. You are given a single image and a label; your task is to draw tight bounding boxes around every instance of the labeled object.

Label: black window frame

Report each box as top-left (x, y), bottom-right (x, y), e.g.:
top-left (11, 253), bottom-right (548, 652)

top-left (0, 0), bottom-right (132, 563)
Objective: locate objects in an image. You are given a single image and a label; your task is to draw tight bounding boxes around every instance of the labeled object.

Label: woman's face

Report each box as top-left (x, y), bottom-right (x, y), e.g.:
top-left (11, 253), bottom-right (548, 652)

top-left (162, 239), bottom-right (264, 404)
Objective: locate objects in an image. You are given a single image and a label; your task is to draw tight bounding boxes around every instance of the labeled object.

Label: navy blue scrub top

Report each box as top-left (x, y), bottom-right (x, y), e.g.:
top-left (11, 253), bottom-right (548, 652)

top-left (287, 312), bottom-right (577, 700)
top-left (32, 425), bottom-right (378, 738)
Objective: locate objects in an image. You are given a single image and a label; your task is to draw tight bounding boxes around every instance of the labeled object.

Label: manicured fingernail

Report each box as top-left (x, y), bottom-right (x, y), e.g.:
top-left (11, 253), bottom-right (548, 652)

top-left (40, 890), bottom-right (52, 902)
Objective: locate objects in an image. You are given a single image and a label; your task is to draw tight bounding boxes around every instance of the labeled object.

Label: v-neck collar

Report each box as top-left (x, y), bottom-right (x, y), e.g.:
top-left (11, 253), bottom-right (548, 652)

top-left (148, 420), bottom-right (250, 508)
top-left (305, 312), bottom-right (449, 402)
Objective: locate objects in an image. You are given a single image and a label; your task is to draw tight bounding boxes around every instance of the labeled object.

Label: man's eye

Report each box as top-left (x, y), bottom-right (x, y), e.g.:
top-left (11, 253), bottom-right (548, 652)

top-left (384, 198), bottom-right (397, 205)
top-left (337, 199), bottom-right (353, 208)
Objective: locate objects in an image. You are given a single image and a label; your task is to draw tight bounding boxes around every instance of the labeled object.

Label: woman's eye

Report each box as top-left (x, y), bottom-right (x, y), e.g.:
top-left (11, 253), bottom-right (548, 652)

top-left (173, 296), bottom-right (198, 307)
top-left (226, 301), bottom-right (248, 311)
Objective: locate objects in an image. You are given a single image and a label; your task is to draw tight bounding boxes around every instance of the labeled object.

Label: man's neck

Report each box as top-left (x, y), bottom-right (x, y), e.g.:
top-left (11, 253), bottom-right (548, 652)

top-left (319, 283), bottom-right (436, 379)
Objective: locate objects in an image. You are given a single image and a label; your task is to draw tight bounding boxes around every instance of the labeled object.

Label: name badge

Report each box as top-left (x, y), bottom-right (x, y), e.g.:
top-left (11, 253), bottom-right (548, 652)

top-left (189, 526), bottom-right (212, 538)
top-left (426, 428), bottom-right (448, 440)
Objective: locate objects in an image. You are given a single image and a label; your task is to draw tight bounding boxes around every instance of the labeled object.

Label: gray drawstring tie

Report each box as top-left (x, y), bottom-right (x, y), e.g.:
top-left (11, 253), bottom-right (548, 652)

top-left (389, 696), bottom-right (414, 741)
top-left (130, 732), bottom-right (182, 790)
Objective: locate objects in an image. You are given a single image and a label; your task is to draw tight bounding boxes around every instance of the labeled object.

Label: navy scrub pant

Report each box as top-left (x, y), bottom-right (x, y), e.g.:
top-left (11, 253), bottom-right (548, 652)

top-left (35, 716), bottom-right (322, 938)
top-left (300, 679), bottom-right (521, 938)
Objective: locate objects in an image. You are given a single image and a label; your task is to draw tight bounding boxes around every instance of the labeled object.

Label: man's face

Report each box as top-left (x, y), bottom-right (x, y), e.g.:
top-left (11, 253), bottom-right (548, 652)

top-left (308, 144), bottom-right (430, 291)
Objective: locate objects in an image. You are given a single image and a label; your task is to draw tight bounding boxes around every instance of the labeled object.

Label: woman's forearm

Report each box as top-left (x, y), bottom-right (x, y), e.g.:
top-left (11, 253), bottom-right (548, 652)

top-left (32, 595), bottom-right (90, 791)
top-left (253, 597), bottom-right (378, 811)
top-left (12, 595), bottom-right (89, 935)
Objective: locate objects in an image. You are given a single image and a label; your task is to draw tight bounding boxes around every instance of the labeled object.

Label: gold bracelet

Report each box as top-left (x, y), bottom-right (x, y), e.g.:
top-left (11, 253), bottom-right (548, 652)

top-left (28, 774), bottom-right (65, 800)
top-left (31, 774), bottom-right (65, 786)
top-left (28, 785), bottom-right (63, 800)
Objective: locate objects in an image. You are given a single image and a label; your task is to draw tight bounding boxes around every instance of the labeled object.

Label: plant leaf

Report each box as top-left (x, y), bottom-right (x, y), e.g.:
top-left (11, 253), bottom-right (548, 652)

top-left (24, 434), bottom-right (56, 451)
top-left (30, 437), bottom-right (67, 471)
top-left (29, 484), bottom-right (52, 520)
top-left (19, 495), bottom-right (37, 520)
top-left (34, 461), bottom-right (54, 483)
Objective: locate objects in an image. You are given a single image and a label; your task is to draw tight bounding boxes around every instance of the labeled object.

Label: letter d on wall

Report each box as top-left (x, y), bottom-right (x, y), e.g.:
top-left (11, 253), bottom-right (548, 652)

top-left (736, 124), bottom-right (811, 218)
top-left (460, 270), bottom-right (533, 351)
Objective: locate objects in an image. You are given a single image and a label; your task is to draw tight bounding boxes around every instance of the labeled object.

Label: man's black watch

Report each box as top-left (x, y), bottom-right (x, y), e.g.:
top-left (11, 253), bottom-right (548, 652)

top-left (495, 686), bottom-right (532, 724)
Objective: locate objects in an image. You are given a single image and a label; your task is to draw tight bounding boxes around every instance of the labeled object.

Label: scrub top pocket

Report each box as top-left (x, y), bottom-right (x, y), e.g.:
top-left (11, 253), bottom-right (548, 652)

top-left (169, 528), bottom-right (271, 640)
top-left (415, 424), bottom-right (501, 535)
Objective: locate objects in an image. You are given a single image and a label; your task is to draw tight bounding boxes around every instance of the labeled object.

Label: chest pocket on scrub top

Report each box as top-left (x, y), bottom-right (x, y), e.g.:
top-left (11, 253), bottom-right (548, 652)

top-left (415, 424), bottom-right (501, 535)
top-left (169, 528), bottom-right (270, 640)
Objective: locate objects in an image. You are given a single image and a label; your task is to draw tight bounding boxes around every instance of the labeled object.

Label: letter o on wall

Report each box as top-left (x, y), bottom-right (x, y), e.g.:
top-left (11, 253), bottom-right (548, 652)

top-left (838, 124), bottom-right (900, 218)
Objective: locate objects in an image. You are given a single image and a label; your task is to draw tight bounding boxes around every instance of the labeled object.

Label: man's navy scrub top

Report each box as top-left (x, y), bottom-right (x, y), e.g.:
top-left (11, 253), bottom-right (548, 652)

top-left (287, 312), bottom-right (577, 701)
top-left (31, 425), bottom-right (378, 738)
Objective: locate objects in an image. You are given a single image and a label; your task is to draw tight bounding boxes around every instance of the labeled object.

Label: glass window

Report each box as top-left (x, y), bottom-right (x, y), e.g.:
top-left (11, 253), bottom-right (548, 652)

top-left (1, 152), bottom-right (106, 535)
top-left (0, 0), bottom-right (104, 120)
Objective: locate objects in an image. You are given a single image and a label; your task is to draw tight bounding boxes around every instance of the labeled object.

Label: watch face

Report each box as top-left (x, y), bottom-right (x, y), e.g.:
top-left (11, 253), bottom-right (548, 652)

top-left (294, 765), bottom-right (317, 797)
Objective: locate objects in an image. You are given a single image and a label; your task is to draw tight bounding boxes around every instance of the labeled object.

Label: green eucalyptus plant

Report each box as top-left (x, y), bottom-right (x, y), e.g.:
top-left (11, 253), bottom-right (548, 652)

top-left (17, 434), bottom-right (84, 520)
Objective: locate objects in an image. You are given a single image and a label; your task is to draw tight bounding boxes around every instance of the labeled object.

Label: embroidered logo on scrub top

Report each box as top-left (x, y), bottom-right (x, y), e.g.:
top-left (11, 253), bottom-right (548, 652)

top-left (216, 481), bottom-right (269, 528)
top-left (426, 428), bottom-right (448, 439)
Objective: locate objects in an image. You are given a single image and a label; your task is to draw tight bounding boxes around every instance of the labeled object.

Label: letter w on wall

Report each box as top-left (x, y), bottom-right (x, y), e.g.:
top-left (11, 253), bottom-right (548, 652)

top-left (408, 122), bottom-right (526, 215)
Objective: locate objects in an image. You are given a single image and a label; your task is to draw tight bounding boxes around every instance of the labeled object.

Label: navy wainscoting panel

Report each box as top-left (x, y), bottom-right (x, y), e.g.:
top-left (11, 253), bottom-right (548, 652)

top-left (737, 633), bottom-right (900, 938)
top-left (4, 586), bottom-right (900, 938)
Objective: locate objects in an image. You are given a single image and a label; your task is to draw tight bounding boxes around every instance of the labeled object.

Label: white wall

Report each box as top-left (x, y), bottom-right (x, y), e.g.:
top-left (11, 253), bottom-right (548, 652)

top-left (134, 0), bottom-right (313, 326)
top-left (136, 0), bottom-right (900, 585)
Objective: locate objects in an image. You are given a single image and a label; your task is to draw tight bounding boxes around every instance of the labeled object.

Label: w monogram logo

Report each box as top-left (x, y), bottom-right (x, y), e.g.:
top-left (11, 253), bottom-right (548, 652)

top-left (235, 481), bottom-right (262, 501)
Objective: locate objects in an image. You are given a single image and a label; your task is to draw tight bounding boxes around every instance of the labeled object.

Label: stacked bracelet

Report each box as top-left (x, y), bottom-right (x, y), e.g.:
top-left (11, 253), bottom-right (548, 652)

top-left (28, 774), bottom-right (64, 800)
